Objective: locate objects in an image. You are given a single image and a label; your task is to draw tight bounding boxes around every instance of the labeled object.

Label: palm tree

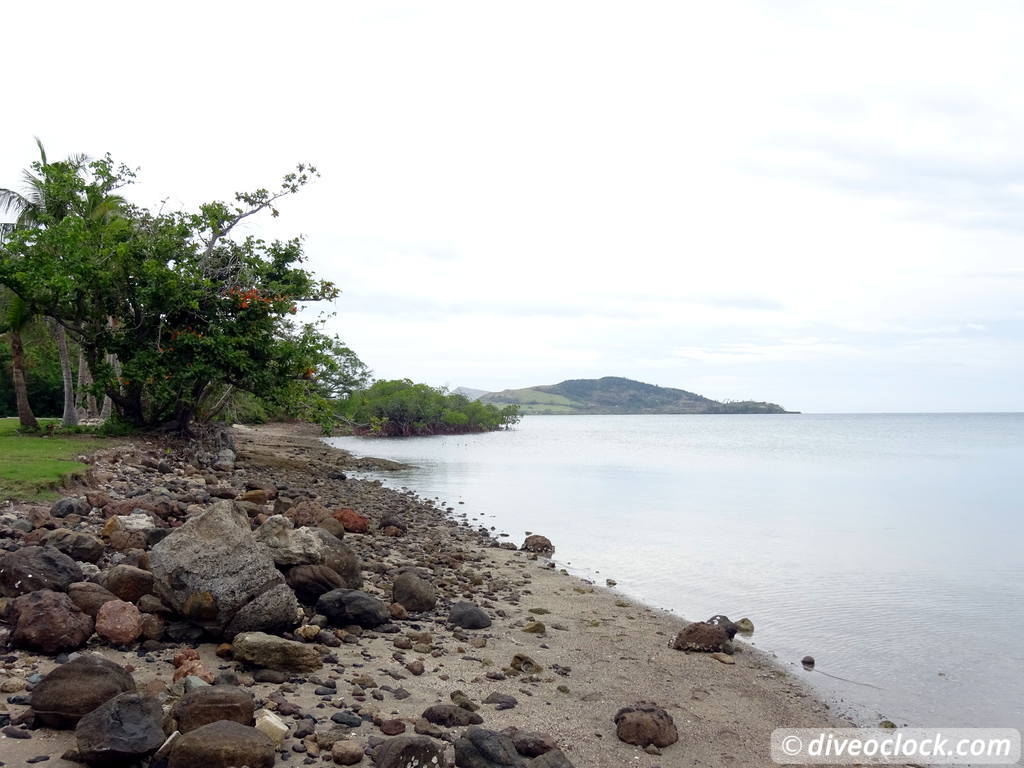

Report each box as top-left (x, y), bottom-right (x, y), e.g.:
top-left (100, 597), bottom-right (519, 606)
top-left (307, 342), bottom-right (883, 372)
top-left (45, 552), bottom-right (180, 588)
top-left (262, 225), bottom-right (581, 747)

top-left (0, 292), bottom-right (39, 430)
top-left (0, 138), bottom-right (91, 427)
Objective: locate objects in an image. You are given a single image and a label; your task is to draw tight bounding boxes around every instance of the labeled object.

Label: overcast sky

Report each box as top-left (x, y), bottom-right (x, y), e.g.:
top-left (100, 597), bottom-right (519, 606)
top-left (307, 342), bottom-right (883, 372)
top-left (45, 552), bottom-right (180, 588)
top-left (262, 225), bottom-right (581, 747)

top-left (3, 2), bottom-right (1023, 412)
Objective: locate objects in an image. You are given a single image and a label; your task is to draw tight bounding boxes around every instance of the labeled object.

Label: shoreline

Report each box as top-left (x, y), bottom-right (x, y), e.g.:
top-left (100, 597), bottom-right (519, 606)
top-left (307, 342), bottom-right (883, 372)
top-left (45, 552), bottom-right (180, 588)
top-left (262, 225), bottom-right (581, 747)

top-left (0, 421), bottom-right (847, 767)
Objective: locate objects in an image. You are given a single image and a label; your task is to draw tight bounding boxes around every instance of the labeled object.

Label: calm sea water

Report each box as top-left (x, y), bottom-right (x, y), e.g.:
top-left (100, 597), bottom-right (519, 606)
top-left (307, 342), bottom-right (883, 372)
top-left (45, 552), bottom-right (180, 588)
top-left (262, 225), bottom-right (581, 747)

top-left (326, 414), bottom-right (1024, 729)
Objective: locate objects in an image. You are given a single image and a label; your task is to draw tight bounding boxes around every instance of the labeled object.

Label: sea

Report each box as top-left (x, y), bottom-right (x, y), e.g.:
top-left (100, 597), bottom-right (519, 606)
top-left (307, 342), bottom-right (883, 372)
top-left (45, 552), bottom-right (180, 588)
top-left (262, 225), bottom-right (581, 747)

top-left (326, 413), bottom-right (1024, 730)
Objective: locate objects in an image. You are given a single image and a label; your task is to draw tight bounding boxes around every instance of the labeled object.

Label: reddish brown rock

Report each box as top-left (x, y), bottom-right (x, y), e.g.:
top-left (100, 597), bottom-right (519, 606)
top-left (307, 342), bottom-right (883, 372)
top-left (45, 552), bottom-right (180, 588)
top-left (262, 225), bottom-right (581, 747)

top-left (332, 508), bottom-right (369, 534)
top-left (95, 599), bottom-right (144, 645)
top-left (521, 534), bottom-right (554, 554)
top-left (104, 564), bottom-right (154, 603)
top-left (671, 621), bottom-right (733, 653)
top-left (379, 718), bottom-right (406, 735)
top-left (613, 702), bottom-right (678, 748)
top-left (284, 500), bottom-right (330, 527)
top-left (11, 589), bottom-right (94, 654)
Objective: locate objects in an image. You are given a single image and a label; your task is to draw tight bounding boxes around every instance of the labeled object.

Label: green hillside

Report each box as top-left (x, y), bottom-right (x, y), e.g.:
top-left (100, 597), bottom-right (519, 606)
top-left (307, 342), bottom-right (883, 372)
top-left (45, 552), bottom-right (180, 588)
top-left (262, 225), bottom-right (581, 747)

top-left (479, 376), bottom-right (792, 415)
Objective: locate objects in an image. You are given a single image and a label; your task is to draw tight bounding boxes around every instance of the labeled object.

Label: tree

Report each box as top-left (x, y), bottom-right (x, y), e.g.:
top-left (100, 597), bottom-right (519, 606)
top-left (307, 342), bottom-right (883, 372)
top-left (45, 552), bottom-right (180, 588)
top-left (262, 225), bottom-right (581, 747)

top-left (0, 138), bottom-right (100, 427)
top-left (0, 154), bottom-right (344, 432)
top-left (0, 292), bottom-right (39, 429)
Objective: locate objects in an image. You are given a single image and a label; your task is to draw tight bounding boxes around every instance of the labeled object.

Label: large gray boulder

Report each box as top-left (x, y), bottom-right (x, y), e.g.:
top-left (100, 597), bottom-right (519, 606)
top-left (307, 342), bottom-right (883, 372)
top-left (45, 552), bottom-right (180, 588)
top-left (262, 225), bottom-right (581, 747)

top-left (148, 501), bottom-right (300, 638)
top-left (253, 515), bottom-right (326, 566)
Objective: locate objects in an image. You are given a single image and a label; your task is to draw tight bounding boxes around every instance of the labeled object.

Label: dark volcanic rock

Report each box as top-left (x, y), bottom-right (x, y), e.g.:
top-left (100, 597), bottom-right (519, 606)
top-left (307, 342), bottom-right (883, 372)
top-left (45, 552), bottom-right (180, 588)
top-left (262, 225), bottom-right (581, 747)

top-left (0, 545), bottom-right (83, 596)
top-left (373, 735), bottom-right (446, 768)
top-left (75, 693), bottom-right (164, 765)
top-left (11, 589), bottom-right (94, 654)
top-left (168, 720), bottom-right (275, 768)
top-left (510, 730), bottom-right (557, 757)
top-left (707, 614), bottom-right (739, 639)
top-left (68, 581), bottom-right (120, 617)
top-left (173, 685), bottom-right (255, 733)
top-left (316, 588), bottom-right (389, 628)
top-left (286, 563), bottom-right (344, 604)
top-left (51, 496), bottom-right (91, 518)
top-left (148, 501), bottom-right (300, 638)
top-left (423, 704), bottom-right (484, 727)
top-left (455, 727), bottom-right (526, 767)
top-left (671, 621), bottom-right (733, 653)
top-left (613, 701), bottom-right (679, 748)
top-left (42, 528), bottom-right (104, 563)
top-left (392, 571), bottom-right (437, 613)
top-left (31, 655), bottom-right (136, 728)
top-left (448, 601), bottom-right (492, 629)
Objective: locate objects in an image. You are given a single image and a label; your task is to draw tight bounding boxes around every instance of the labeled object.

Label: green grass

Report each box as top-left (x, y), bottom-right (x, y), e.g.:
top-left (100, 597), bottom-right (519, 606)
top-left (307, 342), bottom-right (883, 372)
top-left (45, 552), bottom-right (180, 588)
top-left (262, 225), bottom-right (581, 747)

top-left (0, 418), bottom-right (103, 501)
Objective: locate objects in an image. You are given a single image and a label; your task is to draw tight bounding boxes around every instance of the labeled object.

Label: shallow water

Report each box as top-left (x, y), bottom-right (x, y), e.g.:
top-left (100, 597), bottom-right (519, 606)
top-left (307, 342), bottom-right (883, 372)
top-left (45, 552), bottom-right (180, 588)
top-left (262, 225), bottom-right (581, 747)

top-left (326, 413), bottom-right (1024, 729)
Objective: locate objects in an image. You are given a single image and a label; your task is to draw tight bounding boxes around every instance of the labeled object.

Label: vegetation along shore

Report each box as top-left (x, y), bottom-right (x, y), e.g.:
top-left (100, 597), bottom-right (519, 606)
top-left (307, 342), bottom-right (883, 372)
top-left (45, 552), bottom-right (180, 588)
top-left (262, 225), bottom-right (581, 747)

top-left (0, 421), bottom-right (845, 767)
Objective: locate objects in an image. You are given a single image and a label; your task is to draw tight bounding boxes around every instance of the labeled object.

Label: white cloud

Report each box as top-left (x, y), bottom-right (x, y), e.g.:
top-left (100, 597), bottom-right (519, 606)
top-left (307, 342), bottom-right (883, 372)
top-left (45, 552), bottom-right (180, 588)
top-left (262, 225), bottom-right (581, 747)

top-left (2, 0), bottom-right (1023, 411)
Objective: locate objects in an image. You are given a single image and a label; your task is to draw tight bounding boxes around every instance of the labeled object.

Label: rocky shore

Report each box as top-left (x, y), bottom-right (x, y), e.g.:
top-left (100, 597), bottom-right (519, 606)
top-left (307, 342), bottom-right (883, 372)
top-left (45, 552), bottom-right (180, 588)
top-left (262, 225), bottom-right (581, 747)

top-left (0, 422), bottom-right (841, 767)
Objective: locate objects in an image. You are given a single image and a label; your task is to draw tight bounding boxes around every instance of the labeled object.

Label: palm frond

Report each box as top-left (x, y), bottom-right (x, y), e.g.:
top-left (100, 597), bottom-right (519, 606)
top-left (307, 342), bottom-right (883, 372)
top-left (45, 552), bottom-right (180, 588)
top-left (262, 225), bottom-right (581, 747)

top-left (33, 136), bottom-right (47, 165)
top-left (0, 187), bottom-right (29, 216)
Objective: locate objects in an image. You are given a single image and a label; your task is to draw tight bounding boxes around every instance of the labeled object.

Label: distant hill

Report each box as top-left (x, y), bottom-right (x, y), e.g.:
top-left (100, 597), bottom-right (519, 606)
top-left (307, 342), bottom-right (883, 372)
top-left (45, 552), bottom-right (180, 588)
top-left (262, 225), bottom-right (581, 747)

top-left (477, 376), bottom-right (793, 415)
top-left (452, 386), bottom-right (488, 401)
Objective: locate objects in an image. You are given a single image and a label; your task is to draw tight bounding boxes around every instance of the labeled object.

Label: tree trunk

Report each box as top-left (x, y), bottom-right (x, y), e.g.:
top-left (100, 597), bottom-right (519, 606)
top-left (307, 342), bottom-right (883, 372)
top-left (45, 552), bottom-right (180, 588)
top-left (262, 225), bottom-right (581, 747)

top-left (76, 349), bottom-right (99, 419)
top-left (9, 329), bottom-right (39, 430)
top-left (49, 320), bottom-right (78, 427)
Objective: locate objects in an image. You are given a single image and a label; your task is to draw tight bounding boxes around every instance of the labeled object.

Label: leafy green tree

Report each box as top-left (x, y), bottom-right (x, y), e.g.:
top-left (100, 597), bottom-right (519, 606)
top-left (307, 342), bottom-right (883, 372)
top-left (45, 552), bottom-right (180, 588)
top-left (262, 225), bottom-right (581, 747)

top-left (0, 154), bottom-right (346, 432)
top-left (0, 139), bottom-right (109, 427)
top-left (341, 379), bottom-right (519, 436)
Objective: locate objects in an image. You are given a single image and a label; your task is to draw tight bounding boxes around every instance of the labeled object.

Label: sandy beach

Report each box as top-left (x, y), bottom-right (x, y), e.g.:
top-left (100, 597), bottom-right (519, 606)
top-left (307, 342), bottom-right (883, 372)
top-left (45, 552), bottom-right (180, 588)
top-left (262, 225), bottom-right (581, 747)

top-left (0, 422), bottom-right (846, 767)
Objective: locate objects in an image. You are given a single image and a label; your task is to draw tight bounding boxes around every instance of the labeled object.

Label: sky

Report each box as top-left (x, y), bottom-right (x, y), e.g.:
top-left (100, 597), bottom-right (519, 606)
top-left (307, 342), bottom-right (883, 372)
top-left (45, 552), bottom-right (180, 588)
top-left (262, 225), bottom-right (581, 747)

top-left (2, 1), bottom-right (1023, 412)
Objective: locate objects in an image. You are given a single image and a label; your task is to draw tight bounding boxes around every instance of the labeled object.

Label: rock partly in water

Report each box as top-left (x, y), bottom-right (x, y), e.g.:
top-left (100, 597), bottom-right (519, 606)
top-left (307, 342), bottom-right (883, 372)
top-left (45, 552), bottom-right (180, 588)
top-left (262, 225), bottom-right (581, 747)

top-left (392, 571), bottom-right (438, 613)
top-left (173, 685), bottom-right (255, 733)
top-left (316, 588), bottom-right (389, 628)
top-left (671, 621), bottom-right (734, 653)
top-left (232, 630), bottom-right (322, 672)
top-left (148, 501), bottom-right (301, 638)
top-left (613, 702), bottom-right (679, 748)
top-left (449, 601), bottom-right (492, 629)
top-left (75, 693), bottom-right (164, 766)
top-left (167, 720), bottom-right (275, 768)
top-left (521, 535), bottom-right (554, 554)
top-left (706, 614), bottom-right (739, 639)
top-left (0, 545), bottom-right (83, 596)
top-left (31, 655), bottom-right (136, 728)
top-left (11, 589), bottom-right (94, 654)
